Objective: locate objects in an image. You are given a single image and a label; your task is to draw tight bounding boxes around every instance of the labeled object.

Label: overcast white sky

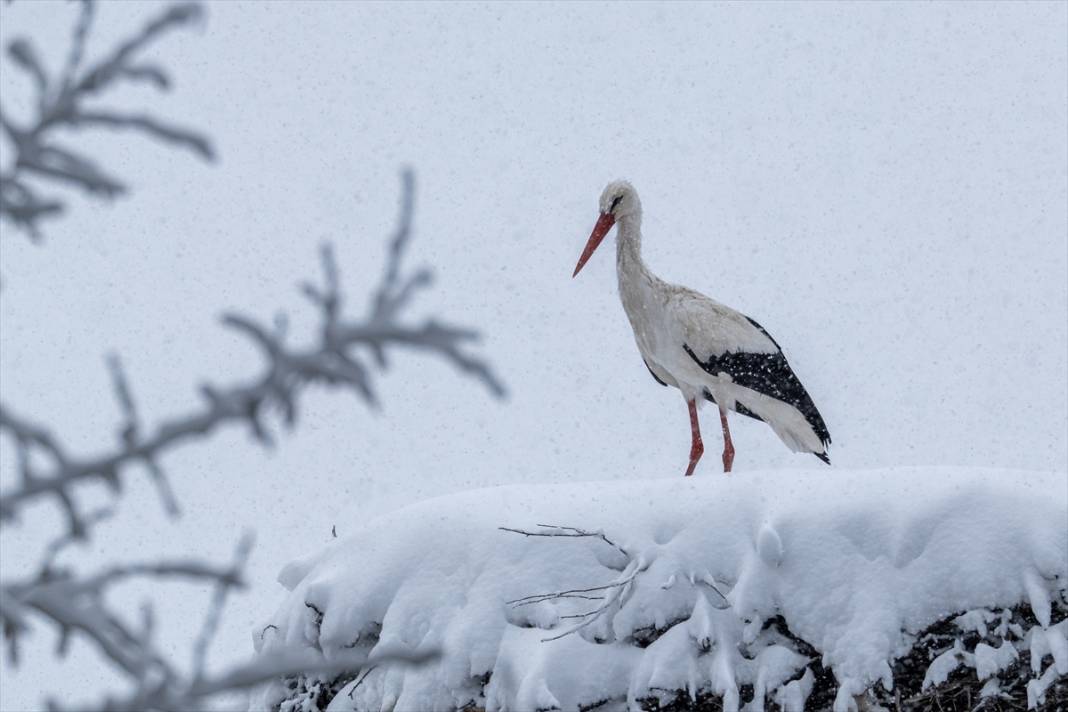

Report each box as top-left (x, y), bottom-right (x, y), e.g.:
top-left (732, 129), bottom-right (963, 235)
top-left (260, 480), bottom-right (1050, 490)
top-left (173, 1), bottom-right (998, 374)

top-left (1, 1), bottom-right (1066, 708)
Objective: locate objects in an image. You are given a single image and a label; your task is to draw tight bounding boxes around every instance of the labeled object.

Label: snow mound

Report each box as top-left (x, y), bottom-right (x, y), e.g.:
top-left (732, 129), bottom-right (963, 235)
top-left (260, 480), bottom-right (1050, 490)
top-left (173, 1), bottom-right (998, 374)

top-left (250, 467), bottom-right (1067, 711)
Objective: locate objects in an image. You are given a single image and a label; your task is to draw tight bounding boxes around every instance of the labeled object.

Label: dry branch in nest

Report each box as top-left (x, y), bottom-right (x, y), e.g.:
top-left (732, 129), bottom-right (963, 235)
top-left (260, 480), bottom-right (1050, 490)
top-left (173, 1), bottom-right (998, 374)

top-left (501, 523), bottom-right (729, 644)
top-left (498, 523), bottom-right (630, 561)
top-left (0, 0), bottom-right (214, 240)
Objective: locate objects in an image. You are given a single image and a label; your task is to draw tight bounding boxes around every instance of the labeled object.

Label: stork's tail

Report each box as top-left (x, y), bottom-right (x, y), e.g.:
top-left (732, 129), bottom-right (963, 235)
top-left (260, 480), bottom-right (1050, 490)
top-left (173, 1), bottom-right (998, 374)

top-left (731, 389), bottom-right (832, 465)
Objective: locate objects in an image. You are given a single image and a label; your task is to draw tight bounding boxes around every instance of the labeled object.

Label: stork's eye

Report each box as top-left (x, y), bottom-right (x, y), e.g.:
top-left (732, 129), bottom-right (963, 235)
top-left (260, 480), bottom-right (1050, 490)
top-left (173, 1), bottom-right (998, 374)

top-left (610, 195), bottom-right (623, 211)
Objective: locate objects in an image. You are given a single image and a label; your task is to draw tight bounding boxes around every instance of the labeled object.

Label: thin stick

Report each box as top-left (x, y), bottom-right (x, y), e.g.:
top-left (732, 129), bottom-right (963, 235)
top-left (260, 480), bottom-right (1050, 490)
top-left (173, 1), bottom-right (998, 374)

top-left (498, 524), bottom-right (628, 560)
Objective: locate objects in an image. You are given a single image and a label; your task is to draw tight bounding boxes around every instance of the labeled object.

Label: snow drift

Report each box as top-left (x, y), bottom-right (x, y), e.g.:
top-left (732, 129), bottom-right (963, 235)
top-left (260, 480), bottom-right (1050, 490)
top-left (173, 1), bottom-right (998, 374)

top-left (250, 468), bottom-right (1067, 711)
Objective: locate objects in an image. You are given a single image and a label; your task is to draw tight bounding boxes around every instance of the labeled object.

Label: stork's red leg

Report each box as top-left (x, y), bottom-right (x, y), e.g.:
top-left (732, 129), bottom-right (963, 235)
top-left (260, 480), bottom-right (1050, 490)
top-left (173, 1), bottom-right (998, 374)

top-left (685, 399), bottom-right (704, 477)
top-left (719, 407), bottom-right (735, 473)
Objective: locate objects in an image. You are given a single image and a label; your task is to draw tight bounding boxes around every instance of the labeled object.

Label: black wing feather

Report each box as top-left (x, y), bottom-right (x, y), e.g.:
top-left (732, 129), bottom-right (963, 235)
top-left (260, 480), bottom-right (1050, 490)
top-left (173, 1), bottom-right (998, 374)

top-left (683, 335), bottom-right (831, 449)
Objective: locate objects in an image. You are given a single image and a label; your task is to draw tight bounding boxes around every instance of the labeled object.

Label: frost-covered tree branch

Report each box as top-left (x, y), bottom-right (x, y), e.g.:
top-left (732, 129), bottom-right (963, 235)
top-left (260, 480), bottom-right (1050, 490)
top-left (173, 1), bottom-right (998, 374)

top-left (0, 168), bottom-right (506, 538)
top-left (57, 647), bottom-right (439, 712)
top-left (1, 5), bottom-right (491, 709)
top-left (0, 537), bottom-right (250, 678)
top-left (0, 166), bottom-right (499, 707)
top-left (0, 0), bottom-right (214, 241)
top-left (1, 530), bottom-right (438, 712)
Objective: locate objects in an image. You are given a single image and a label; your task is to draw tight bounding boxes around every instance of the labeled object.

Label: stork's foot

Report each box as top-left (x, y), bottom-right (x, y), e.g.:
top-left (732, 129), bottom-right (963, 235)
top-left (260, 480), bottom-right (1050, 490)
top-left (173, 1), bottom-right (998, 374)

top-left (721, 442), bottom-right (734, 473)
top-left (685, 438), bottom-right (704, 477)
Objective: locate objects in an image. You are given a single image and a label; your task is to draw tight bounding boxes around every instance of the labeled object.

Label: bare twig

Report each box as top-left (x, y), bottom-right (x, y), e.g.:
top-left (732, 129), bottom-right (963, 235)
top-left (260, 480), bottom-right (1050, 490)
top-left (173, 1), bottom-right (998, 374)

top-left (57, 0), bottom-right (93, 96)
top-left (503, 522), bottom-right (732, 646)
top-left (503, 520), bottom-right (649, 644)
top-left (107, 354), bottom-right (180, 518)
top-left (507, 583), bottom-right (630, 608)
top-left (347, 664), bottom-right (378, 700)
top-left (537, 557), bottom-right (646, 642)
top-left (190, 532), bottom-right (254, 680)
top-left (499, 523), bottom-right (629, 561)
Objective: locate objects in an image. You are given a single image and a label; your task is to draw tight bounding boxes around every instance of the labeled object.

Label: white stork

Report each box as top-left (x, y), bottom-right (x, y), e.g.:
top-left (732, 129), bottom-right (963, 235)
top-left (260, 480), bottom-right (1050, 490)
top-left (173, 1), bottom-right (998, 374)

top-left (573, 180), bottom-right (831, 476)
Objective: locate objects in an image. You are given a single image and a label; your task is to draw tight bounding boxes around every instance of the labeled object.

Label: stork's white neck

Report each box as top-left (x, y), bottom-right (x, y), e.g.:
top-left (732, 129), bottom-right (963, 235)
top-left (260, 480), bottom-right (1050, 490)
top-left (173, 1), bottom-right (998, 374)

top-left (613, 208), bottom-right (665, 360)
top-left (615, 213), bottom-right (651, 285)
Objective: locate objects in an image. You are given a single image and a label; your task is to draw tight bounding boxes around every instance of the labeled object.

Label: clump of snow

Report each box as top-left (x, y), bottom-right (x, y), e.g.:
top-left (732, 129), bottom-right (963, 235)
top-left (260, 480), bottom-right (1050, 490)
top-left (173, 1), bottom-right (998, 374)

top-left (250, 467), bottom-right (1066, 711)
top-left (973, 641), bottom-right (1019, 680)
top-left (1027, 619), bottom-right (1068, 707)
top-left (774, 667), bottom-right (814, 712)
top-left (922, 640), bottom-right (966, 690)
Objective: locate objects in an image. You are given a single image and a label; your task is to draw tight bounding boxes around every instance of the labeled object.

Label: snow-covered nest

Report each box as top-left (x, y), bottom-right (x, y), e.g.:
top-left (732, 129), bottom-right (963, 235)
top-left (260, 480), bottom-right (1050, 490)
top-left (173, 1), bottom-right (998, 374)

top-left (250, 468), bottom-right (1067, 711)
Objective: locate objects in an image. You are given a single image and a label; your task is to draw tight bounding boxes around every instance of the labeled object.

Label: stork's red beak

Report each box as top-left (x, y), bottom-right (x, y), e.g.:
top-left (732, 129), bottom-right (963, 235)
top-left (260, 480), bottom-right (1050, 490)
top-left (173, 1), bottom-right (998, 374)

top-left (573, 212), bottom-right (615, 277)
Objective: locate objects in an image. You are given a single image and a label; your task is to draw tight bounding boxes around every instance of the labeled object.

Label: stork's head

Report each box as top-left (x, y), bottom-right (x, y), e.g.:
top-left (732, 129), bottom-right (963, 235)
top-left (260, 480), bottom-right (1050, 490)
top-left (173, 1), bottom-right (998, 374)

top-left (573, 180), bottom-right (640, 277)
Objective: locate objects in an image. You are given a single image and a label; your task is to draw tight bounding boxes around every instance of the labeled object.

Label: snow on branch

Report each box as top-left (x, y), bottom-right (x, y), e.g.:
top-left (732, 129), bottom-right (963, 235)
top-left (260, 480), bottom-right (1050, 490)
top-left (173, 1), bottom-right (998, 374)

top-left (1, 528), bottom-right (437, 712)
top-left (1, 539), bottom-right (248, 676)
top-left (0, 168), bottom-right (506, 539)
top-left (1, 525), bottom-right (439, 711)
top-left (59, 647), bottom-right (439, 712)
top-left (0, 166), bottom-right (495, 707)
top-left (0, 0), bottom-right (214, 240)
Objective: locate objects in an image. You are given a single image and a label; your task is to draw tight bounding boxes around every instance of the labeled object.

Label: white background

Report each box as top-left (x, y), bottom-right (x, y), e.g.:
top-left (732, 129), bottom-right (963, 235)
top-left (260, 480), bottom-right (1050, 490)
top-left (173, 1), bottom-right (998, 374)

top-left (1, 2), bottom-right (1065, 709)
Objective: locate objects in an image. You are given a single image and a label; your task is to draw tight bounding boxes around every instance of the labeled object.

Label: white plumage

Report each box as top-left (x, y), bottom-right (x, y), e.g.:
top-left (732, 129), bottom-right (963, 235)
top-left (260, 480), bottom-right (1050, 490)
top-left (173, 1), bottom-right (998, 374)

top-left (573, 180), bottom-right (831, 475)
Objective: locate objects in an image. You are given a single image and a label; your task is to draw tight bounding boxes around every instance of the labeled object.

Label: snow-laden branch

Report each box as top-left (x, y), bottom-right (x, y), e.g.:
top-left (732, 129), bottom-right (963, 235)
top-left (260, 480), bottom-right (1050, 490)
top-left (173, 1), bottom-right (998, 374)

top-left (0, 165), bottom-right (498, 707)
top-left (2, 6), bottom-right (488, 709)
top-left (0, 169), bottom-right (506, 539)
top-left (0, 0), bottom-right (214, 240)
top-left (0, 535), bottom-right (249, 679)
top-left (2, 530), bottom-right (440, 711)
top-left (1, 530), bottom-right (438, 712)
top-left (56, 647), bottom-right (439, 712)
